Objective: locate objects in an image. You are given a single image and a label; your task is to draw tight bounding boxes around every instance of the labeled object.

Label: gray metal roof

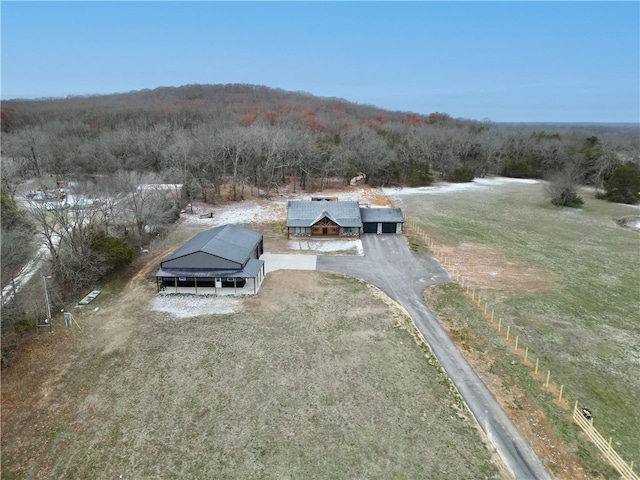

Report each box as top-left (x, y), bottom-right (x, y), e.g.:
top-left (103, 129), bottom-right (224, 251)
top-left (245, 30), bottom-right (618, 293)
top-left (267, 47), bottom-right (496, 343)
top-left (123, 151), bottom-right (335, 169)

top-left (359, 207), bottom-right (404, 223)
top-left (161, 224), bottom-right (262, 266)
top-left (156, 258), bottom-right (264, 279)
top-left (286, 201), bottom-right (363, 228)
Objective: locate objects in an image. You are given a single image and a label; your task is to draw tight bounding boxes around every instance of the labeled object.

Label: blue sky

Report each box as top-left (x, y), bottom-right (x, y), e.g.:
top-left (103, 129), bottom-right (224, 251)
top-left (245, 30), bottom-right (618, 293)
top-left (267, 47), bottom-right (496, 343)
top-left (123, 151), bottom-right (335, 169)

top-left (2, 1), bottom-right (639, 123)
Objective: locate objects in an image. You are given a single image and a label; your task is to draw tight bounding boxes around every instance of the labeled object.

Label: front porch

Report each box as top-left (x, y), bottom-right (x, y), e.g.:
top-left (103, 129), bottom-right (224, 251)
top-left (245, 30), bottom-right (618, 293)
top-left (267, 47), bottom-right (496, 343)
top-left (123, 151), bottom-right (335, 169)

top-left (157, 273), bottom-right (264, 296)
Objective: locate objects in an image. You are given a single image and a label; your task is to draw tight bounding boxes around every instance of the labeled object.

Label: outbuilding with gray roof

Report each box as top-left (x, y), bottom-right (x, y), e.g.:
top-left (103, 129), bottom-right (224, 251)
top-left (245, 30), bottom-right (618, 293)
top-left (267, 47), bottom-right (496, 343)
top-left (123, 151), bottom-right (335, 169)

top-left (360, 207), bottom-right (404, 234)
top-left (155, 224), bottom-right (264, 294)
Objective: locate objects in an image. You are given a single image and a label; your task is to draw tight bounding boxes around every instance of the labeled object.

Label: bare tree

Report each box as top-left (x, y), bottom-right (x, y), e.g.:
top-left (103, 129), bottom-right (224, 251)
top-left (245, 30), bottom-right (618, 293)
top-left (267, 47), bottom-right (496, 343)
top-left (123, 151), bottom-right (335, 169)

top-left (589, 142), bottom-right (623, 194)
top-left (248, 125), bottom-right (292, 197)
top-left (220, 127), bottom-right (255, 200)
top-left (339, 125), bottom-right (395, 185)
top-left (189, 125), bottom-right (225, 202)
top-left (2, 126), bottom-right (50, 176)
top-left (428, 126), bottom-right (458, 180)
top-left (286, 128), bottom-right (315, 192)
top-left (23, 191), bottom-right (108, 291)
top-left (545, 168), bottom-right (584, 207)
top-left (0, 157), bottom-right (28, 202)
top-left (112, 171), bottom-right (181, 241)
top-left (23, 198), bottom-right (66, 274)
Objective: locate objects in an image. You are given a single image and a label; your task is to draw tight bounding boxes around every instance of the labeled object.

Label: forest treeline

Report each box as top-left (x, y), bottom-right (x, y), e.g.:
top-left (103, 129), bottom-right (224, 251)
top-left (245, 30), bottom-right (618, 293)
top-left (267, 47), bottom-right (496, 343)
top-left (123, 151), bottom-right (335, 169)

top-left (2, 83), bottom-right (639, 201)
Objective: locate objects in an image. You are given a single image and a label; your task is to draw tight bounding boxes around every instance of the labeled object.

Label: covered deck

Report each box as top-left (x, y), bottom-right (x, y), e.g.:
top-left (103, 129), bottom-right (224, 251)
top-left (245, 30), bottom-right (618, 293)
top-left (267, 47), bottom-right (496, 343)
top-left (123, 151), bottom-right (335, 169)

top-left (156, 258), bottom-right (265, 296)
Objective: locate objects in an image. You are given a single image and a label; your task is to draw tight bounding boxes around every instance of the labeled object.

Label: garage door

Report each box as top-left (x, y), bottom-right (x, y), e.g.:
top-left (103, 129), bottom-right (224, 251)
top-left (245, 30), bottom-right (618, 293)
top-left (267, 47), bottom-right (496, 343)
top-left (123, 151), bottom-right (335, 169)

top-left (381, 223), bottom-right (397, 233)
top-left (362, 223), bottom-right (377, 233)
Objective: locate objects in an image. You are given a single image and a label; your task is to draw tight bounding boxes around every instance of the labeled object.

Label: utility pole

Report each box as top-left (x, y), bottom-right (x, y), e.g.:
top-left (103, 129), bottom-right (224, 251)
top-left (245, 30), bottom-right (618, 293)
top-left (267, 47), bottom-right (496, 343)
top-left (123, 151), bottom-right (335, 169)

top-left (38, 270), bottom-right (52, 332)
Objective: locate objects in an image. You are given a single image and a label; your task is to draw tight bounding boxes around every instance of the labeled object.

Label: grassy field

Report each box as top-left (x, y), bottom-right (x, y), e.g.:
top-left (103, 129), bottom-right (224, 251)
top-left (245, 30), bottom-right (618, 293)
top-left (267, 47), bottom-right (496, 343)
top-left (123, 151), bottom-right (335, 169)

top-left (1, 265), bottom-right (502, 479)
top-left (390, 179), bottom-right (640, 475)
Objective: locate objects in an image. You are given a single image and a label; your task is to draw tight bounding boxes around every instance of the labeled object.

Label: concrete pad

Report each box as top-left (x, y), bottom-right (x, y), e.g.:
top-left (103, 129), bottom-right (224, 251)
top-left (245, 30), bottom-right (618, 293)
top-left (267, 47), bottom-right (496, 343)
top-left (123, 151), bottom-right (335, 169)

top-left (260, 253), bottom-right (317, 274)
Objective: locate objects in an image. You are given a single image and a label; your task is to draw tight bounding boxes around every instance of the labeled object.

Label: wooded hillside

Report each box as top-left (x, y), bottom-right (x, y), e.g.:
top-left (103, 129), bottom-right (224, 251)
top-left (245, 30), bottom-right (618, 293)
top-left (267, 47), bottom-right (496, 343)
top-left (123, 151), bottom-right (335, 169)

top-left (2, 83), bottom-right (638, 199)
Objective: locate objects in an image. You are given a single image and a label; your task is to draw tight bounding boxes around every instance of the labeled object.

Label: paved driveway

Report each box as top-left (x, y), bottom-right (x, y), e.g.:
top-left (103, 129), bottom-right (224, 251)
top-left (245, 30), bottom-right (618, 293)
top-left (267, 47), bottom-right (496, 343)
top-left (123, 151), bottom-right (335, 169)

top-left (317, 234), bottom-right (552, 480)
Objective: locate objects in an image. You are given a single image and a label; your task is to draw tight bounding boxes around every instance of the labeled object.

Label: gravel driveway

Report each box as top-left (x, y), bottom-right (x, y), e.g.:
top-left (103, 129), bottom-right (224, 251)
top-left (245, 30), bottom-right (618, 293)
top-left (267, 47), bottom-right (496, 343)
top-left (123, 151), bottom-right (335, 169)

top-left (317, 234), bottom-right (552, 480)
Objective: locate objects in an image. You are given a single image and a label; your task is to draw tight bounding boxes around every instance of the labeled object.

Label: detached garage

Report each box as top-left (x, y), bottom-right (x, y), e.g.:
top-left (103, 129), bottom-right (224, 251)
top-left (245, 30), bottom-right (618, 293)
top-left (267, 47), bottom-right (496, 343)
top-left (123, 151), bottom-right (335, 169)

top-left (360, 208), bottom-right (404, 234)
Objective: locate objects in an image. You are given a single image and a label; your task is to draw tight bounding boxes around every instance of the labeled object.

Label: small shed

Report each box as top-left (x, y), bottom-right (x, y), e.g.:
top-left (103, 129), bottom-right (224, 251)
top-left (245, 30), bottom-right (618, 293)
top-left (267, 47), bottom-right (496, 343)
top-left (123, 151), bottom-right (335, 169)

top-left (360, 208), bottom-right (404, 234)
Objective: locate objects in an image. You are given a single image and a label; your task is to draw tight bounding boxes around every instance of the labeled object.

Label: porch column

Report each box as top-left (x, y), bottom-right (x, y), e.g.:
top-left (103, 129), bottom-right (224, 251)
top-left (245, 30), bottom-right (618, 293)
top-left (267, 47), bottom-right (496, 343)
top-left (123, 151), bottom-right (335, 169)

top-left (194, 277), bottom-right (198, 294)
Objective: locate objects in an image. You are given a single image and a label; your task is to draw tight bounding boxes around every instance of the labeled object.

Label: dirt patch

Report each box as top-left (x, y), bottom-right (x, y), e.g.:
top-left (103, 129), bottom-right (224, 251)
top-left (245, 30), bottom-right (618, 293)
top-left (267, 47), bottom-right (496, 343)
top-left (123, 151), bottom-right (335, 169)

top-left (436, 242), bottom-right (558, 294)
top-left (148, 295), bottom-right (242, 318)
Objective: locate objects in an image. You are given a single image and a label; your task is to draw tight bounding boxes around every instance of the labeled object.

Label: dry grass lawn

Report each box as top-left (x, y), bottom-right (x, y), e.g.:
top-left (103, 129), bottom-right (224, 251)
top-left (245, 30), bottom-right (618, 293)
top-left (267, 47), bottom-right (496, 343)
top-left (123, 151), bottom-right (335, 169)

top-left (1, 215), bottom-right (504, 479)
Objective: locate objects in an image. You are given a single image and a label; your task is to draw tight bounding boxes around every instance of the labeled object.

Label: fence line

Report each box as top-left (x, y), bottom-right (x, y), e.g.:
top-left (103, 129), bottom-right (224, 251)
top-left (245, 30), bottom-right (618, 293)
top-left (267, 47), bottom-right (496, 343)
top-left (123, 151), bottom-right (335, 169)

top-left (572, 404), bottom-right (639, 480)
top-left (403, 216), bottom-right (637, 479)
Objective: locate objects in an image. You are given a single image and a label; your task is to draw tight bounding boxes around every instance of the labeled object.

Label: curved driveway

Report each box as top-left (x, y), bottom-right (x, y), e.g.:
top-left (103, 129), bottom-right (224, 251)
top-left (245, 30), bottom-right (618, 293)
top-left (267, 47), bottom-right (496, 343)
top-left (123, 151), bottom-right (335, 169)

top-left (317, 234), bottom-right (552, 480)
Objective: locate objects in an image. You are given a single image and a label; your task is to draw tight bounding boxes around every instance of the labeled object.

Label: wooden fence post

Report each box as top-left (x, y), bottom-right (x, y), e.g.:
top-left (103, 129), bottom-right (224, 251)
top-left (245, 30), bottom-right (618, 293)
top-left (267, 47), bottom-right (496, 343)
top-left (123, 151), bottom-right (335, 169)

top-left (559, 384), bottom-right (563, 402)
